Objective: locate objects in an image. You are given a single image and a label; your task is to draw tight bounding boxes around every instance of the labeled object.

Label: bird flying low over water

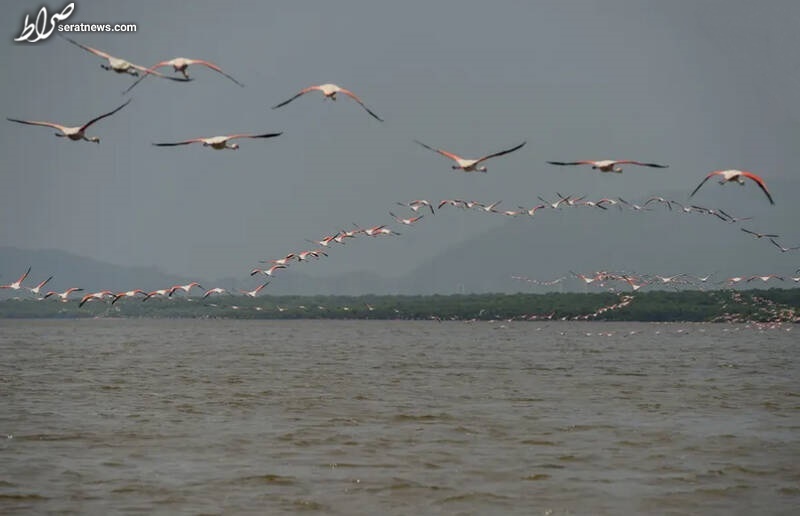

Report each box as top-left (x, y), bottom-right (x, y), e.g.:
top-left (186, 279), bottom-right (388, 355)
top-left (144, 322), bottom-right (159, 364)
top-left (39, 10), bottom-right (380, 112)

top-left (414, 140), bottom-right (526, 172)
top-left (689, 170), bottom-right (775, 205)
top-left (123, 57), bottom-right (244, 94)
top-left (7, 99), bottom-right (131, 143)
top-left (546, 159), bottom-right (669, 173)
top-left (272, 83), bottom-right (383, 121)
top-left (59, 35), bottom-right (193, 82)
top-left (152, 133), bottom-right (282, 150)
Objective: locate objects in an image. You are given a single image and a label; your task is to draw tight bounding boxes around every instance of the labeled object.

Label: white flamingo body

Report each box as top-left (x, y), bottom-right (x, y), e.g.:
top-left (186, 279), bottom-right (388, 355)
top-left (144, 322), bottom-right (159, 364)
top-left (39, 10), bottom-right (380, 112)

top-left (273, 83), bottom-right (383, 121)
top-left (1, 267), bottom-right (31, 290)
top-left (389, 212), bottom-right (424, 225)
top-left (153, 132), bottom-right (282, 150)
top-left (689, 170), bottom-right (775, 205)
top-left (547, 159), bottom-right (668, 173)
top-left (7, 100), bottom-right (130, 143)
top-left (415, 140), bottom-right (526, 172)
top-left (250, 264), bottom-right (286, 277)
top-left (79, 290), bottom-right (113, 307)
top-left (241, 282), bottom-right (269, 298)
top-left (202, 287), bottom-right (228, 298)
top-left (123, 57), bottom-right (244, 93)
top-left (28, 275), bottom-right (53, 295)
top-left (43, 287), bottom-right (83, 302)
top-left (168, 282), bottom-right (204, 296)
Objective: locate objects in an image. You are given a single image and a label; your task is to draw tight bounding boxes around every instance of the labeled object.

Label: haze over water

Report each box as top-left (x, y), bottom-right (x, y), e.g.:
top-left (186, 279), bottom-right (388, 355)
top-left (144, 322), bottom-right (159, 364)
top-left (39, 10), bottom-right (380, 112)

top-left (1, 319), bottom-right (797, 514)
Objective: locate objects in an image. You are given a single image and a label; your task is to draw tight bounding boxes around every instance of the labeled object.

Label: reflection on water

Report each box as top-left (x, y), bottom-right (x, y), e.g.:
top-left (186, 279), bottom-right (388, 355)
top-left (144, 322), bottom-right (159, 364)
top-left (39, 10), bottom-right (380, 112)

top-left (0, 319), bottom-right (797, 514)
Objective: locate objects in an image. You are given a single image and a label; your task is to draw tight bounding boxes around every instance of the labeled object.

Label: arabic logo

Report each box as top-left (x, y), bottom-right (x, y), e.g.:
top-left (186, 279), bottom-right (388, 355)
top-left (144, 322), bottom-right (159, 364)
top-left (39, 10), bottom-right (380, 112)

top-left (14, 2), bottom-right (75, 43)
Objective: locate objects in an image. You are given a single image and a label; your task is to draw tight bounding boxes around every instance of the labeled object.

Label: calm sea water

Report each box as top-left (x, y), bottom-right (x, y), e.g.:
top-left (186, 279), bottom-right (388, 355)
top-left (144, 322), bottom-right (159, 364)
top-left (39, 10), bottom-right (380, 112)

top-left (0, 319), bottom-right (798, 515)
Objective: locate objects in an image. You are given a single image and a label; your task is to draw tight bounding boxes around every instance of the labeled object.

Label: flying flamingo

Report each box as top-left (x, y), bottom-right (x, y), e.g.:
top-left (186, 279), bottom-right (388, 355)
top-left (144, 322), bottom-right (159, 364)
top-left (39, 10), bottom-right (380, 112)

top-left (768, 239), bottom-right (800, 253)
top-left (7, 99), bottom-right (130, 143)
top-left (272, 83), bottom-right (383, 121)
top-left (78, 290), bottom-right (114, 308)
top-left (741, 228), bottom-right (779, 239)
top-left (689, 170), bottom-right (775, 205)
top-left (297, 250), bottom-right (328, 261)
top-left (389, 212), bottom-right (424, 225)
top-left (168, 282), bottom-right (204, 297)
top-left (546, 159), bottom-right (668, 173)
top-left (142, 289), bottom-right (170, 301)
top-left (153, 132), bottom-right (282, 150)
top-left (261, 253), bottom-right (296, 266)
top-left (398, 200), bottom-right (435, 215)
top-left (517, 203), bottom-right (548, 216)
top-left (123, 57), bottom-right (244, 94)
top-left (479, 201), bottom-right (502, 214)
top-left (59, 35), bottom-right (193, 81)
top-left (240, 282), bottom-right (269, 298)
top-left (202, 287), bottom-right (228, 298)
top-left (28, 275), bottom-right (53, 296)
top-left (43, 287), bottom-right (83, 302)
top-left (414, 140), bottom-right (526, 172)
top-left (250, 264), bottom-right (287, 277)
top-left (747, 274), bottom-right (784, 283)
top-left (111, 289), bottom-right (148, 304)
top-left (0, 267), bottom-right (31, 290)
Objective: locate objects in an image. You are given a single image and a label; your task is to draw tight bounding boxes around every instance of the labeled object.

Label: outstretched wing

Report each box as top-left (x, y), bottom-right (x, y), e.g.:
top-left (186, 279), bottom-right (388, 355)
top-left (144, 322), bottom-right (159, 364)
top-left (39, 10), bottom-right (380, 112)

top-left (122, 60), bottom-right (174, 94)
top-left (339, 88), bottom-right (383, 122)
top-left (740, 171), bottom-right (775, 205)
top-left (546, 161), bottom-right (593, 166)
top-left (227, 132), bottom-right (283, 141)
top-left (7, 118), bottom-right (65, 131)
top-left (80, 99), bottom-right (131, 131)
top-left (413, 140), bottom-right (463, 163)
top-left (616, 160), bottom-right (669, 168)
top-left (475, 141), bottom-right (526, 164)
top-left (152, 138), bottom-right (204, 147)
top-left (188, 59), bottom-right (244, 87)
top-left (272, 86), bottom-right (318, 109)
top-left (688, 172), bottom-right (718, 198)
top-left (60, 35), bottom-right (111, 59)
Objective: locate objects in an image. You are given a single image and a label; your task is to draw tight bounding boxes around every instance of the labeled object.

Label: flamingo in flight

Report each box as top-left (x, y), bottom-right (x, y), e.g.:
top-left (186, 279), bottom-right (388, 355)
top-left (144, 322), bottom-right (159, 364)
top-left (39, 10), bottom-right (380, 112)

top-left (689, 170), bottom-right (775, 205)
top-left (414, 140), bottom-right (526, 172)
top-left (389, 212), bottom-right (424, 225)
top-left (1, 267), bottom-right (31, 290)
top-left (769, 239), bottom-right (800, 253)
top-left (111, 289), bottom-right (148, 304)
top-left (272, 83), bottom-right (383, 121)
top-left (59, 35), bottom-right (193, 81)
top-left (250, 264), bottom-right (287, 277)
top-left (7, 99), bottom-right (130, 143)
top-left (240, 282), bottom-right (269, 298)
top-left (397, 200), bottom-right (435, 215)
top-left (546, 159), bottom-right (668, 173)
top-left (79, 290), bottom-right (114, 308)
top-left (741, 228), bottom-right (779, 239)
top-left (123, 57), bottom-right (244, 94)
top-left (168, 282), bottom-right (204, 296)
top-left (202, 287), bottom-right (228, 299)
top-left (28, 275), bottom-right (54, 296)
top-left (153, 132), bottom-right (282, 150)
top-left (43, 287), bottom-right (83, 302)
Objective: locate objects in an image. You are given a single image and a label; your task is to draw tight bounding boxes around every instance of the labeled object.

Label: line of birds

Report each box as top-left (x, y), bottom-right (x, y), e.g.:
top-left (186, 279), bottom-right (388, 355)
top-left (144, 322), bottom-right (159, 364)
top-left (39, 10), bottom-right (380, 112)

top-left (3, 34), bottom-right (791, 312)
top-left (6, 36), bottom-right (780, 205)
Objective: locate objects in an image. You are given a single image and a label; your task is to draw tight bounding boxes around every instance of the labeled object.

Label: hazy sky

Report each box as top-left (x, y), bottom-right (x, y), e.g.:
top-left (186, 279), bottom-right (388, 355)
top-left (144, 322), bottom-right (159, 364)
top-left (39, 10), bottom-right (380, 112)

top-left (2, 0), bottom-right (798, 291)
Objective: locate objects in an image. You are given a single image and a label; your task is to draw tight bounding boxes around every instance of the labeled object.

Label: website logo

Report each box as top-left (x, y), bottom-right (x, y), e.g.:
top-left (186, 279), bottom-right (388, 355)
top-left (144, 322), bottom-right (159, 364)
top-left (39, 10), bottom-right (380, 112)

top-left (14, 2), bottom-right (75, 43)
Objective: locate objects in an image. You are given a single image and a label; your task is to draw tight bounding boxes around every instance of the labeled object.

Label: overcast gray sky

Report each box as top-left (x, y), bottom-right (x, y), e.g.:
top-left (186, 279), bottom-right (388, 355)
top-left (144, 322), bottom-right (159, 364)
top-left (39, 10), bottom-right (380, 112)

top-left (2, 0), bottom-right (798, 291)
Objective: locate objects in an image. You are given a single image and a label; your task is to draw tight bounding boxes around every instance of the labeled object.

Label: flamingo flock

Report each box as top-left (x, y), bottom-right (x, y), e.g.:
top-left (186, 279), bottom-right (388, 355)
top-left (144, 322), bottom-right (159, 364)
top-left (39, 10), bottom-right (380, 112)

top-left (2, 33), bottom-right (796, 323)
